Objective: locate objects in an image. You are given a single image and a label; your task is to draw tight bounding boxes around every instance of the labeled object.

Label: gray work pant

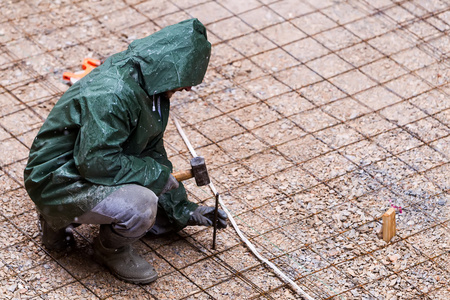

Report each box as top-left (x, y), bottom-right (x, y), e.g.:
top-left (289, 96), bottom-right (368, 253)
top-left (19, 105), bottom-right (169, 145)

top-left (76, 184), bottom-right (158, 240)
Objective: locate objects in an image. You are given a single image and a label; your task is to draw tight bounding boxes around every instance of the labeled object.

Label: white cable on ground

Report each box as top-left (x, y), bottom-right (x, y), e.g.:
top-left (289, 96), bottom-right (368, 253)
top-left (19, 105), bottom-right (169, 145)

top-left (172, 116), bottom-right (314, 300)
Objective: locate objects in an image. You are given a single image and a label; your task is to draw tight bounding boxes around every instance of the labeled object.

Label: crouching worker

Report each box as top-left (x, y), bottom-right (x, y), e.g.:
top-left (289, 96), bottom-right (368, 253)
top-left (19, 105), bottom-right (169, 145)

top-left (23, 19), bottom-right (227, 284)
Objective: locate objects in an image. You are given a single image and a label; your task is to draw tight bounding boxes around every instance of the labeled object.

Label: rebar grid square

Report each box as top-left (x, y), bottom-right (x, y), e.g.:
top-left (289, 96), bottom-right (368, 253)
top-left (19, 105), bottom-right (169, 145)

top-left (0, 0), bottom-right (449, 299)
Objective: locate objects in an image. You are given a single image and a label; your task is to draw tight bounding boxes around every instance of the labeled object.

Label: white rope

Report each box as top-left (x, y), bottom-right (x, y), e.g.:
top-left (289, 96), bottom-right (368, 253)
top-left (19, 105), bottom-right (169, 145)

top-left (172, 115), bottom-right (314, 300)
top-left (172, 117), bottom-right (198, 157)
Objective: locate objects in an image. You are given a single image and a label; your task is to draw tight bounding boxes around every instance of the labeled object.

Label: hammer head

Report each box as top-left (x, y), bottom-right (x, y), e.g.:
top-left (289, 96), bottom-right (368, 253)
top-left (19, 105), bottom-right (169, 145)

top-left (190, 156), bottom-right (210, 186)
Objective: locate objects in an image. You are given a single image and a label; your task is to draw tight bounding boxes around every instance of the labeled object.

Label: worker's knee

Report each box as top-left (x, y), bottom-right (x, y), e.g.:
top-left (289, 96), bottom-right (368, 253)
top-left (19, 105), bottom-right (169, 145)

top-left (111, 185), bottom-right (158, 237)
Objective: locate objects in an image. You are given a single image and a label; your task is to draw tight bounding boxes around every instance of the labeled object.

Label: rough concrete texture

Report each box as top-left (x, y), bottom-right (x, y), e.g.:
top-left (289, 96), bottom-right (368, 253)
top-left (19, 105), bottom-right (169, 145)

top-left (0, 0), bottom-right (449, 299)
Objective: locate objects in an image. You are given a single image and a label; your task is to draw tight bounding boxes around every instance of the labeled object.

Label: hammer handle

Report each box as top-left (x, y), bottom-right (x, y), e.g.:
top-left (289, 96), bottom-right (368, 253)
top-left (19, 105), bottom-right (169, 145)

top-left (172, 169), bottom-right (194, 182)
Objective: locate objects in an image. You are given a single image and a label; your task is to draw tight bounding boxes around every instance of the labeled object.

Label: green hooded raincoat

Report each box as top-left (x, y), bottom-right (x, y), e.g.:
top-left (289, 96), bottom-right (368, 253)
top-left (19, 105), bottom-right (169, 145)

top-left (24, 19), bottom-right (211, 230)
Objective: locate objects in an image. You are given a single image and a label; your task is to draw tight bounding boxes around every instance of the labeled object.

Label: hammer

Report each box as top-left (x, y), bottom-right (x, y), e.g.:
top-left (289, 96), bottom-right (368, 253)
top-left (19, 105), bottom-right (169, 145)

top-left (173, 156), bottom-right (220, 249)
top-left (172, 156), bottom-right (210, 186)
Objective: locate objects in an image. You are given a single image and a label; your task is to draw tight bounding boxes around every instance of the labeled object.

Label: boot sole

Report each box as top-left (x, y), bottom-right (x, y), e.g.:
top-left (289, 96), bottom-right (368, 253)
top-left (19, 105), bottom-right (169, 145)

top-left (116, 271), bottom-right (158, 284)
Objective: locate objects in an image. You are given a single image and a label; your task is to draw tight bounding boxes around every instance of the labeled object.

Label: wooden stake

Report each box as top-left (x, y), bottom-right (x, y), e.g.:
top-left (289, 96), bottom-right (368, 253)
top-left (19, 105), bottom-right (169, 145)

top-left (382, 207), bottom-right (396, 242)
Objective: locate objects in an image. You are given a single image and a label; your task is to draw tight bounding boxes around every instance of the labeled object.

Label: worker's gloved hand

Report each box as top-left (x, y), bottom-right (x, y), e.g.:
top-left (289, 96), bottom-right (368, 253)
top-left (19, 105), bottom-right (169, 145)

top-left (187, 206), bottom-right (228, 228)
top-left (160, 174), bottom-right (179, 195)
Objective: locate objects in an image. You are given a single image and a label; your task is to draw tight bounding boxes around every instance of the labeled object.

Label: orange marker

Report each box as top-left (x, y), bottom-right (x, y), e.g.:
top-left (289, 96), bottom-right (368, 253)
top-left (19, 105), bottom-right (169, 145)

top-left (63, 58), bottom-right (101, 84)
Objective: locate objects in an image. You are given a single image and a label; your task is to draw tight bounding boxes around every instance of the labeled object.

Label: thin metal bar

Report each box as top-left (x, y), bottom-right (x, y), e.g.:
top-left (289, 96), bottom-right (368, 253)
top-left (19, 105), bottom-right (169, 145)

top-left (212, 192), bottom-right (219, 250)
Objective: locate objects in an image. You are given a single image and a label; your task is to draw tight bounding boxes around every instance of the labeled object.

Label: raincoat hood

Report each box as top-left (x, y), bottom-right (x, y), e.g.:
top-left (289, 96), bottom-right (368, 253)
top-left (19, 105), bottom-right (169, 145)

top-left (104, 18), bottom-right (211, 96)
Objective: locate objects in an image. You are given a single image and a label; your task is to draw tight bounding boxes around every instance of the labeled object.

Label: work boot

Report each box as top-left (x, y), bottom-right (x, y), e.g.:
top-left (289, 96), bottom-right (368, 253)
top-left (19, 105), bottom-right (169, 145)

top-left (39, 215), bottom-right (75, 251)
top-left (93, 225), bottom-right (158, 284)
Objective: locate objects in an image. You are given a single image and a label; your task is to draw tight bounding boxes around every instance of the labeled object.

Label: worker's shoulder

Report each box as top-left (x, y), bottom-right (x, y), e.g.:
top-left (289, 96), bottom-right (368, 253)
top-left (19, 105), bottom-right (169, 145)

top-left (79, 69), bottom-right (141, 101)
